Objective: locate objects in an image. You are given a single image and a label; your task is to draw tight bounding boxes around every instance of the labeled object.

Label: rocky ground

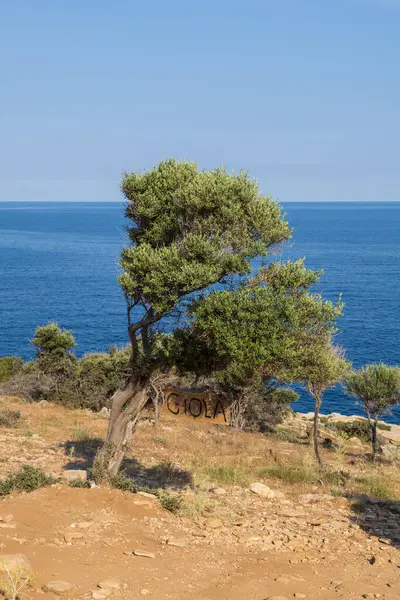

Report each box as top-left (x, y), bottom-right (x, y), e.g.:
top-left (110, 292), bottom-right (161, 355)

top-left (0, 397), bottom-right (399, 599)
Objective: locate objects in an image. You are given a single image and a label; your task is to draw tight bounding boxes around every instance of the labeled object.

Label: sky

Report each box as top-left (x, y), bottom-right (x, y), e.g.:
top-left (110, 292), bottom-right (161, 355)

top-left (1, 0), bottom-right (399, 202)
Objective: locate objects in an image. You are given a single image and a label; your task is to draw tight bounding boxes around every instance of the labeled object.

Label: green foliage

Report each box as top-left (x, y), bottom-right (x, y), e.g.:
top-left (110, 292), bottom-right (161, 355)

top-left (0, 410), bottom-right (21, 428)
top-left (120, 160), bottom-right (290, 312)
top-left (77, 347), bottom-right (130, 410)
top-left (0, 465), bottom-right (56, 496)
top-left (172, 259), bottom-right (343, 387)
top-left (0, 357), bottom-right (24, 383)
top-left (202, 465), bottom-right (250, 486)
top-left (68, 479), bottom-right (91, 488)
top-left (243, 386), bottom-right (299, 433)
top-left (119, 159), bottom-right (291, 375)
top-left (110, 472), bottom-right (135, 492)
top-left (345, 363), bottom-right (400, 419)
top-left (32, 323), bottom-right (76, 366)
top-left (157, 489), bottom-right (183, 514)
top-left (326, 419), bottom-right (390, 442)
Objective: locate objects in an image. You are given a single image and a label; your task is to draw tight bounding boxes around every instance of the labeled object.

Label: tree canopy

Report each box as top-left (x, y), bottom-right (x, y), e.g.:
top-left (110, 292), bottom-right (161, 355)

top-left (345, 363), bottom-right (400, 458)
top-left (97, 159), bottom-right (343, 477)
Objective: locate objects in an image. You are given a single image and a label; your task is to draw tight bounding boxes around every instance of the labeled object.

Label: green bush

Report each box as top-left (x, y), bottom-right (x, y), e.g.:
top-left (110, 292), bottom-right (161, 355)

top-left (0, 356), bottom-right (24, 383)
top-left (326, 419), bottom-right (390, 442)
top-left (68, 479), bottom-right (91, 488)
top-left (0, 410), bottom-right (21, 428)
top-left (110, 472), bottom-right (135, 492)
top-left (0, 465), bottom-right (56, 496)
top-left (243, 386), bottom-right (299, 433)
top-left (157, 489), bottom-right (183, 514)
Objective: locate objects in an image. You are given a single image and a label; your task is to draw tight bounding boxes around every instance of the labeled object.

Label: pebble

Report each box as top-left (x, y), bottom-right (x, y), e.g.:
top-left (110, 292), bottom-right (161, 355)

top-left (207, 518), bottom-right (223, 529)
top-left (42, 580), bottom-right (77, 596)
top-left (98, 579), bottom-right (120, 590)
top-left (133, 550), bottom-right (156, 559)
top-left (62, 469), bottom-right (88, 481)
top-left (140, 590), bottom-right (151, 596)
top-left (250, 482), bottom-right (285, 499)
top-left (92, 590), bottom-right (112, 599)
top-left (210, 487), bottom-right (227, 495)
top-left (167, 539), bottom-right (186, 547)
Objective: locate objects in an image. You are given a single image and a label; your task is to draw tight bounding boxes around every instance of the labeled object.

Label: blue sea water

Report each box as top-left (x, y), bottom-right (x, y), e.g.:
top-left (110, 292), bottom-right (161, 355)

top-left (1, 201), bottom-right (399, 423)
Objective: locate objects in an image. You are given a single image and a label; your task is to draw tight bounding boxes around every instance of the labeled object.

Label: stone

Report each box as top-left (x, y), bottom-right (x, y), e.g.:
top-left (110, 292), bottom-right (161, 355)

top-left (166, 539), bottom-right (186, 547)
top-left (64, 532), bottom-right (84, 543)
top-left (62, 469), bottom-right (87, 482)
top-left (207, 518), bottom-right (223, 529)
top-left (42, 580), bottom-right (77, 596)
top-left (140, 590), bottom-right (151, 596)
top-left (98, 580), bottom-right (120, 590)
top-left (136, 491), bottom-right (157, 499)
top-left (250, 482), bottom-right (285, 499)
top-left (348, 436), bottom-right (363, 447)
top-left (0, 524), bottom-right (16, 529)
top-left (133, 550), bottom-right (155, 559)
top-left (378, 537), bottom-right (391, 545)
top-left (98, 407), bottom-right (110, 419)
top-left (264, 597), bottom-right (289, 600)
top-left (92, 590), bottom-right (112, 599)
top-left (77, 521), bottom-right (92, 529)
top-left (210, 487), bottom-right (227, 495)
top-left (2, 515), bottom-right (13, 523)
top-left (0, 554), bottom-right (31, 574)
top-left (294, 595), bottom-right (307, 599)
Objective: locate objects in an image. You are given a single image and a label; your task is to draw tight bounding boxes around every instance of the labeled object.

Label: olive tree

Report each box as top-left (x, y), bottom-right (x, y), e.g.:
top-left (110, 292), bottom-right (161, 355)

top-left (172, 260), bottom-right (344, 455)
top-left (345, 363), bottom-right (400, 460)
top-left (299, 343), bottom-right (350, 465)
top-left (96, 159), bottom-right (291, 477)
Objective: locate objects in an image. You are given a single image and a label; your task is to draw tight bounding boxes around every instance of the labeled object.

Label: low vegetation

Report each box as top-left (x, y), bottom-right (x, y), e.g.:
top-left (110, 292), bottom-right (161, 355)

top-left (0, 465), bottom-right (56, 496)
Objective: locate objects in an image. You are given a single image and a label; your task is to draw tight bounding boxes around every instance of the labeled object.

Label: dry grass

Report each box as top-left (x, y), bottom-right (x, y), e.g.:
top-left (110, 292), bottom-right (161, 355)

top-left (0, 396), bottom-right (399, 507)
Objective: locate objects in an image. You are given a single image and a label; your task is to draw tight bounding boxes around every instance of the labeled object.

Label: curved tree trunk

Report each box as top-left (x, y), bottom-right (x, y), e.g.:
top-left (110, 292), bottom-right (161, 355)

top-left (95, 376), bottom-right (149, 479)
top-left (313, 393), bottom-right (323, 466)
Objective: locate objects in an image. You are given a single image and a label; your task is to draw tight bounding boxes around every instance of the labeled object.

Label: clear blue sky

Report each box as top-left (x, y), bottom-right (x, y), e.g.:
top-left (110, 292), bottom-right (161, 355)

top-left (1, 0), bottom-right (399, 202)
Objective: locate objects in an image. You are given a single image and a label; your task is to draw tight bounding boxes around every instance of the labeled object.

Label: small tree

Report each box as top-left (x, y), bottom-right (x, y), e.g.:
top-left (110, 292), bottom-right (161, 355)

top-left (173, 261), bottom-right (344, 449)
top-left (296, 343), bottom-right (350, 465)
top-left (31, 323), bottom-right (76, 374)
top-left (345, 363), bottom-right (400, 460)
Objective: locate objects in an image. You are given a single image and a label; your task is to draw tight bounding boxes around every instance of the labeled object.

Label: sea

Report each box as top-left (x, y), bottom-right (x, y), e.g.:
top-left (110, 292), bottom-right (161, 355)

top-left (1, 201), bottom-right (399, 423)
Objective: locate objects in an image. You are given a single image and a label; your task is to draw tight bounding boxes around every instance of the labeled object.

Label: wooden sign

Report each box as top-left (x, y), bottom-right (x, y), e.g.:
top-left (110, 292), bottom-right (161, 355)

top-left (163, 388), bottom-right (230, 425)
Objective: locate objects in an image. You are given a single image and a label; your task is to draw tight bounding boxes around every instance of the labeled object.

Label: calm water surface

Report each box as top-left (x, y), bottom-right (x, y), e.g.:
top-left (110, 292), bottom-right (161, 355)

top-left (1, 201), bottom-right (399, 422)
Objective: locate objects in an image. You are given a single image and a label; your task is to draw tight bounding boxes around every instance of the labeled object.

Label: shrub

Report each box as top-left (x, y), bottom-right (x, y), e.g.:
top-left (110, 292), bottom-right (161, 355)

top-left (68, 479), bottom-right (91, 488)
top-left (0, 410), bottom-right (21, 428)
top-left (0, 357), bottom-right (24, 383)
top-left (0, 465), bottom-right (56, 496)
top-left (157, 489), bottom-right (183, 514)
top-left (326, 419), bottom-right (390, 442)
top-left (243, 386), bottom-right (299, 433)
top-left (110, 472), bottom-right (135, 492)
top-left (76, 347), bottom-right (130, 410)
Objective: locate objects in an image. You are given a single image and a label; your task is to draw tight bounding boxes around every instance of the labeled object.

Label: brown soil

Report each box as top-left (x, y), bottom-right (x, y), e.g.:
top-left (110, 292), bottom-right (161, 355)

top-left (0, 398), bottom-right (399, 600)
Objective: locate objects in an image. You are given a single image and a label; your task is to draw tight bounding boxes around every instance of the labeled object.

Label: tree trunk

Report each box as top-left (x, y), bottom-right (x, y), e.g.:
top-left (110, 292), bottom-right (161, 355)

top-left (313, 394), bottom-right (323, 466)
top-left (371, 418), bottom-right (378, 461)
top-left (95, 376), bottom-right (149, 479)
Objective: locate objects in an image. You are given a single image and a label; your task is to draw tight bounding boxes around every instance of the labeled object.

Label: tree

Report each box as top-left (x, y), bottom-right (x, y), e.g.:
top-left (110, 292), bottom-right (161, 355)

top-left (174, 261), bottom-right (345, 467)
top-left (31, 323), bottom-right (76, 374)
top-left (96, 159), bottom-right (291, 477)
top-left (298, 343), bottom-right (350, 465)
top-left (344, 363), bottom-right (400, 460)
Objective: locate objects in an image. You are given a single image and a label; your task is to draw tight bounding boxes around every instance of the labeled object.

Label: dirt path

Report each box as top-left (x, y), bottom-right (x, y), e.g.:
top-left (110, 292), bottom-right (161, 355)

top-left (1, 486), bottom-right (399, 600)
